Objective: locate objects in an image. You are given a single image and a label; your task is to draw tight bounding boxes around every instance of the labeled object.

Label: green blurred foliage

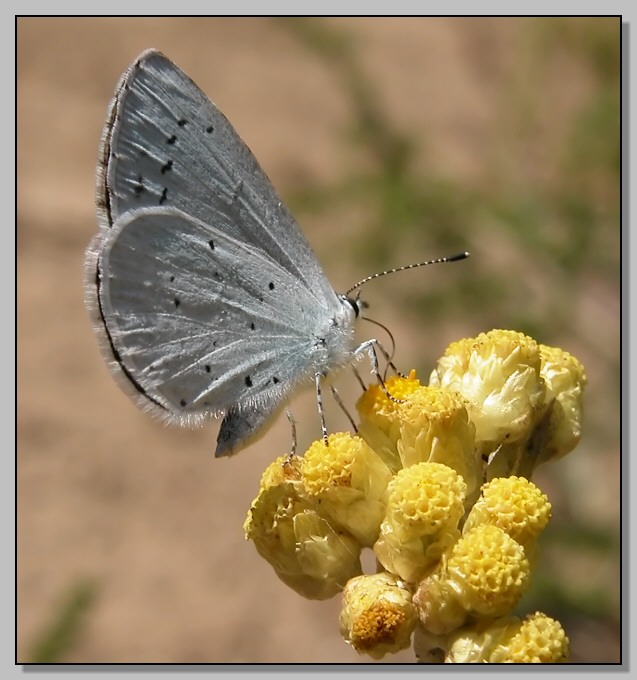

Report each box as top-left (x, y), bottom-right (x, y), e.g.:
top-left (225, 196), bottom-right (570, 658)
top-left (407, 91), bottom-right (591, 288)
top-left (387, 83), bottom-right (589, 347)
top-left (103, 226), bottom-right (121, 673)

top-left (281, 18), bottom-right (619, 323)
top-left (27, 580), bottom-right (97, 663)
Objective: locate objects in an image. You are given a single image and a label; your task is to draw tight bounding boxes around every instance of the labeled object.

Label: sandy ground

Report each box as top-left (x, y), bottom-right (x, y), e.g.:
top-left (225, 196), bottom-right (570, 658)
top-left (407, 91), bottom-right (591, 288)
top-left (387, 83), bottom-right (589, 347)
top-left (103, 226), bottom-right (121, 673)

top-left (17, 17), bottom-right (620, 664)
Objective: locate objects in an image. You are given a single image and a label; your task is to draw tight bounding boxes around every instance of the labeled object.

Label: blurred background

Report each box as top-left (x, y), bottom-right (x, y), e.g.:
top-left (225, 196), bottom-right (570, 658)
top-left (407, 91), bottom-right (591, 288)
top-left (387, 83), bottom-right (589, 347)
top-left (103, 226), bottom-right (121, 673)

top-left (17, 17), bottom-right (620, 663)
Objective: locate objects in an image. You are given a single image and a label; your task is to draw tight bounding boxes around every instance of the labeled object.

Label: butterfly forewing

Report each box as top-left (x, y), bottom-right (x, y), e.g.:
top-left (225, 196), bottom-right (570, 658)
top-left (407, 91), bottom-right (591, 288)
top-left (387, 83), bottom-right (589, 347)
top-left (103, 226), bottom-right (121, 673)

top-left (99, 49), bottom-right (336, 301)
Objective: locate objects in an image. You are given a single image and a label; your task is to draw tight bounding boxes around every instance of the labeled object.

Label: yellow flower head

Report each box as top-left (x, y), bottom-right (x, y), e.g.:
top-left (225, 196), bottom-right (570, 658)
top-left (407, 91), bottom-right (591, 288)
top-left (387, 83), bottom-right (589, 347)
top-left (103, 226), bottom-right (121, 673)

top-left (445, 612), bottom-right (569, 663)
top-left (429, 330), bottom-right (546, 447)
top-left (446, 524), bottom-right (531, 616)
top-left (355, 371), bottom-right (423, 470)
top-left (415, 524), bottom-right (531, 634)
top-left (386, 462), bottom-right (467, 537)
top-left (244, 480), bottom-right (362, 600)
top-left (374, 462), bottom-right (467, 582)
top-left (339, 572), bottom-right (417, 660)
top-left (300, 432), bottom-right (393, 546)
top-left (498, 612), bottom-right (569, 663)
top-left (257, 454), bottom-right (303, 491)
top-left (537, 344), bottom-right (587, 462)
top-left (357, 370), bottom-right (424, 421)
top-left (463, 477), bottom-right (552, 554)
top-left (357, 373), bottom-right (479, 500)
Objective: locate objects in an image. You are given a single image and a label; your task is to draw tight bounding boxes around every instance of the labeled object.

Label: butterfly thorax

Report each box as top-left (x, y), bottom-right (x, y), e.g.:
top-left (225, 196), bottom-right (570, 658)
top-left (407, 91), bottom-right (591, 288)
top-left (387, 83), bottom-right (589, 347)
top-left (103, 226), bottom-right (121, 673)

top-left (309, 295), bottom-right (359, 380)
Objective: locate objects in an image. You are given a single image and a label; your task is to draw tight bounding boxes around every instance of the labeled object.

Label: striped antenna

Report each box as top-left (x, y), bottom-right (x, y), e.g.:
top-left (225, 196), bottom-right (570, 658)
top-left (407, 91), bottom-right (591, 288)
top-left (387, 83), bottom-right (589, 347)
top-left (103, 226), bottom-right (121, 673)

top-left (345, 251), bottom-right (470, 296)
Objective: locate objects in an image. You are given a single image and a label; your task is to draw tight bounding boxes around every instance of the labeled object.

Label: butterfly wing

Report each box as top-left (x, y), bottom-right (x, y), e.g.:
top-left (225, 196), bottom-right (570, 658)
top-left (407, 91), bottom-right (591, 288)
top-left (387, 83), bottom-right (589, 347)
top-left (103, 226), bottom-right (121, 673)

top-left (98, 206), bottom-right (328, 419)
top-left (94, 49), bottom-right (335, 298)
top-left (85, 50), bottom-right (352, 453)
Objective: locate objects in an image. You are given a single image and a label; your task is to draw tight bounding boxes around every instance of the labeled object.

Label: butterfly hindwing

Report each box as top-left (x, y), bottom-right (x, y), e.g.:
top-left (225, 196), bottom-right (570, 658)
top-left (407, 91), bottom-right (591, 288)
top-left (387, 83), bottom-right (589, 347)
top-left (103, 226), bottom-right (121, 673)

top-left (98, 207), bottom-right (337, 425)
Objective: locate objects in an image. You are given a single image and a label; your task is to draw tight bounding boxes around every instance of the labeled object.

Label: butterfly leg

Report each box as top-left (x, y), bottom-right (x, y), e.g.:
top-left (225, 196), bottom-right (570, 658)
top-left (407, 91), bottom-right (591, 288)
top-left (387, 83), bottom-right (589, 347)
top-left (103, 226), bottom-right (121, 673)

top-left (374, 342), bottom-right (402, 381)
top-left (354, 339), bottom-right (403, 404)
top-left (351, 365), bottom-right (367, 392)
top-left (330, 384), bottom-right (358, 434)
top-left (284, 407), bottom-right (297, 463)
top-left (314, 372), bottom-right (329, 447)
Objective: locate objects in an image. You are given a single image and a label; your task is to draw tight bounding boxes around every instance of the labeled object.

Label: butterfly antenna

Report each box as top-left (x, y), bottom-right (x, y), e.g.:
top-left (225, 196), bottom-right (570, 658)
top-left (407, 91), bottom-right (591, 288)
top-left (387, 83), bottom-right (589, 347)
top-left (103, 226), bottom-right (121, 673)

top-left (345, 251), bottom-right (470, 296)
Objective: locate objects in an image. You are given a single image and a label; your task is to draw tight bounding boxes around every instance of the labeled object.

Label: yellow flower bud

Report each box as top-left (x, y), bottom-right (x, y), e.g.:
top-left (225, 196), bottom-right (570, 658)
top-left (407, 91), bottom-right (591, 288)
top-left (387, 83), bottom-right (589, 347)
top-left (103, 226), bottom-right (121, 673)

top-left (429, 330), bottom-right (546, 447)
top-left (447, 524), bottom-right (531, 616)
top-left (412, 572), bottom-right (467, 635)
top-left (463, 477), bottom-right (551, 558)
top-left (356, 371), bottom-right (425, 471)
top-left (374, 462), bottom-right (466, 582)
top-left (358, 372), bottom-right (479, 501)
top-left (244, 480), bottom-right (362, 600)
top-left (537, 344), bottom-right (587, 462)
top-left (257, 454), bottom-right (303, 491)
top-left (446, 613), bottom-right (569, 663)
top-left (301, 432), bottom-right (393, 546)
top-left (339, 572), bottom-right (417, 659)
top-left (415, 525), bottom-right (531, 633)
top-left (497, 612), bottom-right (569, 663)
top-left (487, 344), bottom-right (587, 478)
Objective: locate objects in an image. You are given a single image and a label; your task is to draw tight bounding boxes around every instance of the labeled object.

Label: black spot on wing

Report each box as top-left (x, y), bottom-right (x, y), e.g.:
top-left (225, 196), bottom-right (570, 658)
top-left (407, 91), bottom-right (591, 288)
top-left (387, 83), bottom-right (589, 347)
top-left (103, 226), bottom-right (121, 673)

top-left (134, 175), bottom-right (145, 197)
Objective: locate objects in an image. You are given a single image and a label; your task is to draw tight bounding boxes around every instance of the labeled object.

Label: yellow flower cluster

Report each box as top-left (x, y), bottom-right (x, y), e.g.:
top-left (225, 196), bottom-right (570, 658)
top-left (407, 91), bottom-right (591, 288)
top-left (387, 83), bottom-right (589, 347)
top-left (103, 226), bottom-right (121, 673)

top-left (243, 329), bottom-right (585, 663)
